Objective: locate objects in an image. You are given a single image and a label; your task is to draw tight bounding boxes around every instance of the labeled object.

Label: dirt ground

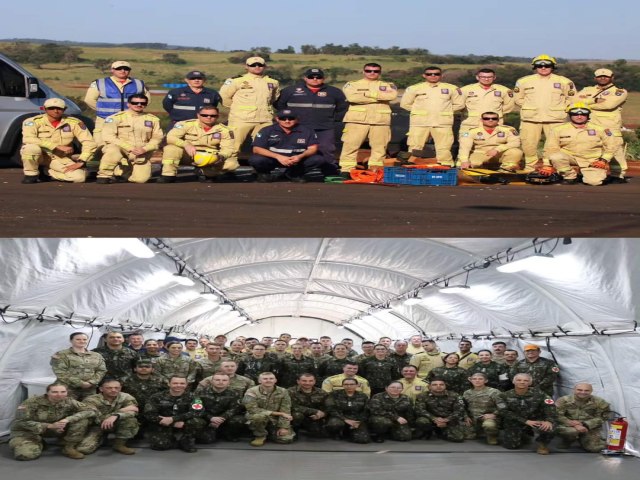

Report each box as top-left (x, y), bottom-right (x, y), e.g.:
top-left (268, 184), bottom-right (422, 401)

top-left (1, 164), bottom-right (639, 237)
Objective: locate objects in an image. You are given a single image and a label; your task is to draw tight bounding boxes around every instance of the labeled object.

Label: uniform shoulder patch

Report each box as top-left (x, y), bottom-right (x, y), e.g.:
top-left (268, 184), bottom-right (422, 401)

top-left (551, 366), bottom-right (560, 372)
top-left (513, 87), bottom-right (520, 93)
top-left (105, 117), bottom-right (114, 123)
top-left (24, 120), bottom-right (35, 126)
top-left (224, 79), bottom-right (233, 85)
top-left (511, 128), bottom-right (519, 136)
top-left (544, 398), bottom-right (555, 405)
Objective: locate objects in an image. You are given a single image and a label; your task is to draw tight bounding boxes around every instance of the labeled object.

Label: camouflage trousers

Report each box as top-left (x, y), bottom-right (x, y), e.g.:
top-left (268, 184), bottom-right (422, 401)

top-left (77, 417), bottom-right (139, 454)
top-left (502, 422), bottom-right (554, 449)
top-left (245, 413), bottom-right (295, 443)
top-left (368, 415), bottom-right (413, 441)
top-left (465, 417), bottom-right (499, 439)
top-left (325, 416), bottom-right (371, 444)
top-left (10, 419), bottom-right (91, 461)
top-left (556, 425), bottom-right (605, 452)
top-left (415, 417), bottom-right (465, 442)
top-left (195, 415), bottom-right (246, 443)
top-left (147, 418), bottom-right (207, 450)
top-left (291, 412), bottom-right (327, 437)
top-left (67, 386), bottom-right (98, 401)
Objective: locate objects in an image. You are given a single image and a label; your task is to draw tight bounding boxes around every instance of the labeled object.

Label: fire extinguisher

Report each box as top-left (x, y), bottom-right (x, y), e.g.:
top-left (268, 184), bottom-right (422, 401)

top-left (604, 417), bottom-right (628, 454)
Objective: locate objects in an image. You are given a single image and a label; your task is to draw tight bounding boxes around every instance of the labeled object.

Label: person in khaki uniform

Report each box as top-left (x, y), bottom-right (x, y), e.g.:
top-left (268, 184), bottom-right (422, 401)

top-left (514, 54), bottom-right (576, 171)
top-left (339, 63), bottom-right (398, 172)
top-left (100, 94), bottom-right (163, 184)
top-left (84, 61), bottom-right (149, 147)
top-left (161, 106), bottom-right (236, 183)
top-left (540, 103), bottom-right (616, 186)
top-left (21, 98), bottom-right (96, 184)
top-left (577, 68), bottom-right (628, 181)
top-left (219, 56), bottom-right (280, 158)
top-left (458, 112), bottom-right (523, 171)
top-left (400, 66), bottom-right (464, 166)
top-left (459, 68), bottom-right (515, 134)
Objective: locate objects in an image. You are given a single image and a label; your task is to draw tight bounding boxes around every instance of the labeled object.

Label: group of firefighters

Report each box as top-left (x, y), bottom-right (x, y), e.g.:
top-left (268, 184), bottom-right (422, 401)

top-left (19, 54), bottom-right (628, 186)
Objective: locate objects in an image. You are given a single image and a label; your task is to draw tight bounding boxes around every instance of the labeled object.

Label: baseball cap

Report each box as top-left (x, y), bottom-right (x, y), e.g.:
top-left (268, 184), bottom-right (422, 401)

top-left (111, 61), bottom-right (131, 69)
top-left (304, 68), bottom-right (325, 78)
top-left (276, 109), bottom-right (297, 119)
top-left (523, 344), bottom-right (540, 351)
top-left (594, 68), bottom-right (613, 77)
top-left (43, 98), bottom-right (66, 109)
top-left (186, 70), bottom-right (206, 79)
top-left (246, 56), bottom-right (266, 66)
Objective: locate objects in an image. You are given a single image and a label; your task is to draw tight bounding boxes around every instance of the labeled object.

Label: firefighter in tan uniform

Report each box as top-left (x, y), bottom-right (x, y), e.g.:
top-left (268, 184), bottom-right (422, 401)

top-left (540, 103), bottom-right (616, 186)
top-left (20, 98), bottom-right (96, 184)
top-left (459, 68), bottom-right (515, 134)
top-left (577, 68), bottom-right (628, 181)
top-left (514, 55), bottom-right (575, 171)
top-left (400, 66), bottom-right (464, 166)
top-left (219, 57), bottom-right (280, 159)
top-left (100, 94), bottom-right (163, 184)
top-left (339, 63), bottom-right (398, 172)
top-left (458, 112), bottom-right (523, 170)
top-left (161, 105), bottom-right (236, 183)
top-left (84, 61), bottom-right (149, 148)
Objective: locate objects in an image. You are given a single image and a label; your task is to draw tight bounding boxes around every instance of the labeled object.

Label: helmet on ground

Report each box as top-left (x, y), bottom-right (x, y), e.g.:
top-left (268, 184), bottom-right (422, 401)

top-left (193, 149), bottom-right (218, 167)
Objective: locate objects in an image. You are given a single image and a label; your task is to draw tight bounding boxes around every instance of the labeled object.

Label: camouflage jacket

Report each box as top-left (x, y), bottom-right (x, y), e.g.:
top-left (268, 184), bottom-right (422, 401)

top-left (155, 355), bottom-right (199, 384)
top-left (11, 395), bottom-right (95, 435)
top-left (287, 386), bottom-right (328, 416)
top-left (463, 386), bottom-right (502, 418)
top-left (83, 392), bottom-right (138, 423)
top-left (278, 356), bottom-right (316, 388)
top-left (138, 351), bottom-right (166, 364)
top-left (308, 354), bottom-right (332, 375)
top-left (427, 366), bottom-right (471, 394)
top-left (50, 348), bottom-right (107, 388)
top-left (318, 357), bottom-right (351, 379)
top-left (92, 346), bottom-right (139, 379)
top-left (510, 357), bottom-right (560, 396)
top-left (236, 356), bottom-right (281, 382)
top-left (415, 391), bottom-right (466, 423)
top-left (242, 386), bottom-right (292, 428)
top-left (325, 390), bottom-right (369, 422)
top-left (468, 361), bottom-right (510, 390)
top-left (121, 373), bottom-right (167, 409)
top-left (144, 391), bottom-right (205, 423)
top-left (196, 374), bottom-right (255, 397)
top-left (358, 357), bottom-right (397, 390)
top-left (497, 388), bottom-right (557, 425)
top-left (555, 394), bottom-right (610, 430)
top-left (197, 357), bottom-right (226, 380)
top-left (199, 388), bottom-right (241, 421)
top-left (368, 392), bottom-right (415, 422)
top-left (388, 352), bottom-right (412, 378)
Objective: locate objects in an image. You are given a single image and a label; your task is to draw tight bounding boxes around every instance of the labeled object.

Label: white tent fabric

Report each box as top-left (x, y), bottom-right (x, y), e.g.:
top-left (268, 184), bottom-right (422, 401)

top-left (0, 237), bottom-right (638, 456)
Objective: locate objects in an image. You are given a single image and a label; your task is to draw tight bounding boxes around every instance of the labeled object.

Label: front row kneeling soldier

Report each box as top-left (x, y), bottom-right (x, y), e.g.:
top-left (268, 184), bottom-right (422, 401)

top-left (457, 112), bottom-right (523, 172)
top-left (248, 109), bottom-right (337, 183)
top-left (21, 98), bottom-right (96, 184)
top-left (99, 94), bottom-right (163, 184)
top-left (538, 102), bottom-right (615, 186)
top-left (160, 105), bottom-right (236, 183)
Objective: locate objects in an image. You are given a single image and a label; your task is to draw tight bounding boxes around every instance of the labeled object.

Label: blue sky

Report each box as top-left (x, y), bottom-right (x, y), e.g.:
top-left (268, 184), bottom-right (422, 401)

top-left (5, 1), bottom-right (639, 59)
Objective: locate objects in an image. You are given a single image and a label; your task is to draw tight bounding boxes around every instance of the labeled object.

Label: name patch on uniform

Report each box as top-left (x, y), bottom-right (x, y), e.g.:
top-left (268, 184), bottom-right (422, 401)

top-left (379, 86), bottom-right (387, 91)
top-left (554, 83), bottom-right (561, 89)
top-left (588, 130), bottom-right (596, 136)
top-left (144, 120), bottom-right (153, 127)
top-left (62, 125), bottom-right (71, 132)
top-left (497, 132), bottom-right (505, 137)
top-left (213, 132), bottom-right (222, 139)
top-left (441, 88), bottom-right (449, 94)
top-left (317, 91), bottom-right (327, 97)
top-left (494, 91), bottom-right (502, 97)
top-left (204, 98), bottom-right (211, 103)
top-left (415, 386), bottom-right (423, 391)
top-left (297, 139), bottom-right (306, 144)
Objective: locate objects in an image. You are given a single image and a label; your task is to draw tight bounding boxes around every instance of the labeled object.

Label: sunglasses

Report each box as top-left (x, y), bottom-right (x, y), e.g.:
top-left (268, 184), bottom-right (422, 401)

top-left (129, 101), bottom-right (147, 106)
top-left (278, 117), bottom-right (296, 121)
top-left (482, 117), bottom-right (499, 121)
top-left (199, 114), bottom-right (219, 118)
top-left (364, 69), bottom-right (381, 73)
top-left (46, 107), bottom-right (65, 111)
top-left (307, 75), bottom-right (324, 79)
top-left (189, 77), bottom-right (205, 80)
top-left (534, 64), bottom-right (553, 68)
top-left (247, 63), bottom-right (265, 67)
top-left (424, 72), bottom-right (441, 76)
top-left (114, 67), bottom-right (131, 71)
top-left (569, 111), bottom-right (589, 116)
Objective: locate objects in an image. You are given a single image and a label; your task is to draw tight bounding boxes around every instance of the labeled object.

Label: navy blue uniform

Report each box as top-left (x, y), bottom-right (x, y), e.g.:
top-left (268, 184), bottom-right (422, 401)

top-left (249, 123), bottom-right (336, 177)
top-left (162, 86), bottom-right (222, 123)
top-left (275, 83), bottom-right (347, 165)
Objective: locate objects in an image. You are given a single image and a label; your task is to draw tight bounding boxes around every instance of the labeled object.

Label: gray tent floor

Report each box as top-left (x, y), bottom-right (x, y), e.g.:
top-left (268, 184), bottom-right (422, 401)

top-left (1, 436), bottom-right (636, 480)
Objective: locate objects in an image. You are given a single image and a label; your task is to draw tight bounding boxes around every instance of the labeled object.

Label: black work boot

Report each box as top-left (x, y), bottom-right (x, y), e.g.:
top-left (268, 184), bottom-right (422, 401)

top-left (179, 436), bottom-right (197, 453)
top-left (157, 175), bottom-right (176, 183)
top-left (21, 175), bottom-right (40, 184)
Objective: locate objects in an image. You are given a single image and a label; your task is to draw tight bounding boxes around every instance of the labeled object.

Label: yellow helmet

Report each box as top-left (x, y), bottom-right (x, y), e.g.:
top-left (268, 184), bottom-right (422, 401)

top-left (566, 102), bottom-right (591, 115)
top-left (193, 148), bottom-right (219, 167)
top-left (531, 54), bottom-right (557, 66)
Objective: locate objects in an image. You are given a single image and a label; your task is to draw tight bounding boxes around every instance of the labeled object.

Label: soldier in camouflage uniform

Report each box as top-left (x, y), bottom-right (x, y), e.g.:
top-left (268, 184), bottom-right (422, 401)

top-left (388, 340), bottom-right (412, 378)
top-left (139, 339), bottom-right (166, 364)
top-left (415, 378), bottom-right (466, 442)
top-left (463, 372), bottom-right (502, 444)
top-left (359, 344), bottom-right (398, 395)
top-left (555, 383), bottom-right (609, 452)
top-left (509, 344), bottom-right (559, 396)
top-left (288, 373), bottom-right (328, 437)
top-left (9, 383), bottom-right (95, 460)
top-left (197, 373), bottom-right (244, 443)
top-left (196, 343), bottom-right (228, 381)
top-left (319, 343), bottom-right (352, 379)
top-left (237, 344), bottom-right (281, 383)
top-left (308, 341), bottom-right (332, 379)
top-left (367, 381), bottom-right (415, 442)
top-left (491, 341), bottom-right (508, 365)
top-left (78, 378), bottom-right (139, 455)
top-left (196, 360), bottom-right (255, 397)
top-left (467, 350), bottom-right (511, 391)
top-left (51, 332), bottom-right (107, 400)
top-left (278, 344), bottom-right (316, 388)
top-left (144, 376), bottom-right (207, 452)
top-left (427, 353), bottom-right (471, 395)
top-left (497, 373), bottom-right (556, 454)
top-left (121, 359), bottom-right (166, 413)
top-left (92, 331), bottom-right (139, 380)
top-left (325, 378), bottom-right (371, 443)
top-left (155, 341), bottom-right (200, 387)
top-left (226, 340), bottom-right (247, 363)
top-left (243, 372), bottom-right (295, 446)
top-left (354, 341), bottom-right (376, 364)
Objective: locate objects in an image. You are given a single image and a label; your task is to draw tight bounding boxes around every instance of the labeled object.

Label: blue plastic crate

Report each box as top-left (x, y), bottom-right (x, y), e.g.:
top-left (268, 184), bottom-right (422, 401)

top-left (384, 167), bottom-right (458, 186)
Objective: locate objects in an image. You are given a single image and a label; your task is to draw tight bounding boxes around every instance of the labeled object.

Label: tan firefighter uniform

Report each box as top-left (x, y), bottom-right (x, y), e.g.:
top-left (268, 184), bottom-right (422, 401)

top-left (101, 110), bottom-right (163, 183)
top-left (219, 73), bottom-right (280, 154)
top-left (400, 81), bottom-right (464, 166)
top-left (578, 83), bottom-right (627, 178)
top-left (458, 125), bottom-right (523, 169)
top-left (163, 120), bottom-right (236, 178)
top-left (459, 83), bottom-right (515, 133)
top-left (514, 73), bottom-right (576, 169)
top-left (21, 115), bottom-right (96, 182)
top-left (339, 79), bottom-right (398, 169)
top-left (544, 122), bottom-right (615, 186)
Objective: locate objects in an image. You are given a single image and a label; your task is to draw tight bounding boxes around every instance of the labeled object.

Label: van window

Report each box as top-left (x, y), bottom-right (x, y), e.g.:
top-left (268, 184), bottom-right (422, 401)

top-left (0, 61), bottom-right (26, 97)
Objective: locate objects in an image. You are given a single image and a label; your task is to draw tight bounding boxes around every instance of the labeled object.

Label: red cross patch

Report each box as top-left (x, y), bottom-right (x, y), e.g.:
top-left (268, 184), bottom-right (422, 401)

top-left (544, 399), bottom-right (555, 405)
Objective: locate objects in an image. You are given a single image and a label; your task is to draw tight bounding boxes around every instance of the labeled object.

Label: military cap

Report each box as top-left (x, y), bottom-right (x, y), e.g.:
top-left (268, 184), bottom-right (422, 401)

top-left (304, 68), bottom-right (325, 78)
top-left (111, 61), bottom-right (131, 69)
top-left (276, 109), bottom-right (297, 119)
top-left (186, 70), bottom-right (206, 79)
top-left (246, 56), bottom-right (266, 65)
top-left (523, 344), bottom-right (540, 351)
top-left (594, 68), bottom-right (613, 77)
top-left (43, 98), bottom-right (66, 109)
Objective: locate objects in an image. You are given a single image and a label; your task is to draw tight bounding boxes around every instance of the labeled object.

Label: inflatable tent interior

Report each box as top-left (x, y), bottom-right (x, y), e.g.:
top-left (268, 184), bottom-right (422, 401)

top-left (0, 237), bottom-right (638, 457)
